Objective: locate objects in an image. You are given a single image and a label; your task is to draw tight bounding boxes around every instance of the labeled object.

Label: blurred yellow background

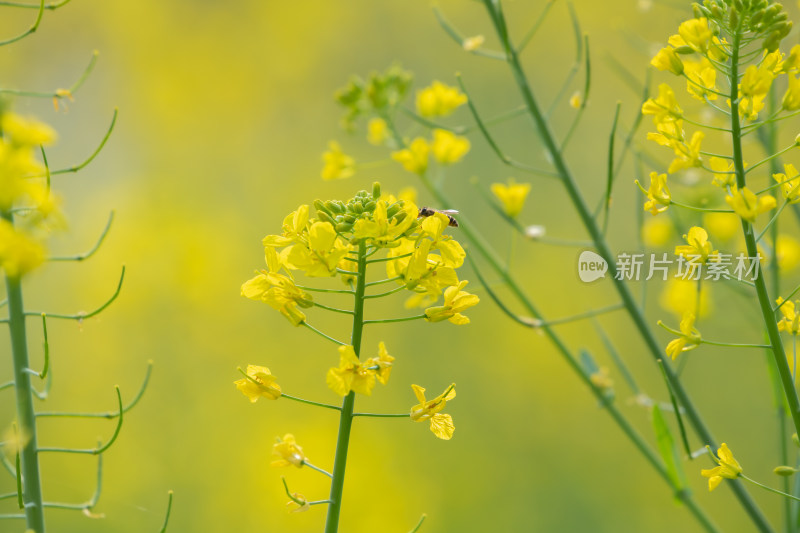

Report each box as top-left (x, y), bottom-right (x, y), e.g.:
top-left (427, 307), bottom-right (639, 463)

top-left (1, 0), bottom-right (798, 531)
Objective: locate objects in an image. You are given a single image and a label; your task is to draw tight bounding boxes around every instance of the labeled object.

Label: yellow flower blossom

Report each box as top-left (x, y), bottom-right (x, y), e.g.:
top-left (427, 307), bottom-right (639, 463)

top-left (286, 493), bottom-right (310, 513)
top-left (660, 278), bottom-right (711, 318)
top-left (701, 443), bottom-right (742, 491)
top-left (241, 247), bottom-right (313, 326)
top-left (725, 186), bottom-right (776, 222)
top-left (263, 205), bottom-right (310, 247)
top-left (708, 156), bottom-right (737, 188)
top-left (683, 58), bottom-right (717, 101)
top-left (783, 44), bottom-right (800, 73)
top-left (642, 83), bottom-right (683, 124)
top-left (392, 137), bottom-right (429, 174)
top-left (783, 74), bottom-right (800, 110)
top-left (272, 434), bottom-right (305, 468)
top-left (424, 280), bottom-right (479, 324)
top-left (0, 221), bottom-right (45, 279)
top-left (637, 171), bottom-right (671, 215)
top-left (702, 212), bottom-right (739, 242)
top-left (352, 199), bottom-right (418, 247)
top-left (675, 226), bottom-right (718, 263)
top-left (665, 311), bottom-right (702, 360)
top-left (1, 113), bottom-right (57, 147)
top-left (363, 341), bottom-right (395, 385)
top-left (667, 130), bottom-right (704, 174)
top-left (326, 345), bottom-right (376, 396)
top-left (286, 221), bottom-right (350, 277)
top-left (491, 178), bottom-right (531, 218)
top-left (569, 91), bottom-right (582, 109)
top-left (431, 129), bottom-right (470, 165)
top-left (776, 298), bottom-right (800, 335)
top-left (235, 365), bottom-right (282, 402)
top-left (777, 234), bottom-right (800, 271)
top-left (419, 213), bottom-right (466, 267)
top-left (416, 81), bottom-right (467, 117)
top-left (641, 217), bottom-right (673, 247)
top-left (589, 367), bottom-right (614, 392)
top-left (678, 17), bottom-right (712, 53)
top-left (773, 163), bottom-right (800, 203)
top-left (321, 141), bottom-right (355, 181)
top-left (367, 118), bottom-right (389, 146)
top-left (463, 35), bottom-right (485, 51)
top-left (651, 47), bottom-right (683, 75)
top-left (410, 383), bottom-right (456, 440)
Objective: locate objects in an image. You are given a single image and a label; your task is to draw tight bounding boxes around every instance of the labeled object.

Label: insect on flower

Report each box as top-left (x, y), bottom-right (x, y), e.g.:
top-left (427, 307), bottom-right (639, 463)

top-left (417, 207), bottom-right (459, 227)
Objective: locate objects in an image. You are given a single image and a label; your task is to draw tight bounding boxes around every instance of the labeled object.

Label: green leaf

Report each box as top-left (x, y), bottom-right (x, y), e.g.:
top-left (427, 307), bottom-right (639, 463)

top-left (651, 404), bottom-right (688, 492)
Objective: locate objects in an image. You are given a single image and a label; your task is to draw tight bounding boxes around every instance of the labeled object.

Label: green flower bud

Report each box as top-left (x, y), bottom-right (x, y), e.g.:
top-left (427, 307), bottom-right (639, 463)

top-left (335, 222), bottom-right (353, 233)
top-left (372, 181), bottom-right (381, 199)
top-left (317, 211), bottom-right (335, 225)
top-left (363, 200), bottom-right (377, 212)
top-left (386, 203), bottom-right (403, 218)
top-left (314, 199), bottom-right (332, 216)
top-left (774, 466), bottom-right (798, 476)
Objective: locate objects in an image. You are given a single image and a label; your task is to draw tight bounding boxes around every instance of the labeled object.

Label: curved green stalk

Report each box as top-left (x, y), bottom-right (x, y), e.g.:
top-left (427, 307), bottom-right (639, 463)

top-left (324, 241), bottom-right (367, 533)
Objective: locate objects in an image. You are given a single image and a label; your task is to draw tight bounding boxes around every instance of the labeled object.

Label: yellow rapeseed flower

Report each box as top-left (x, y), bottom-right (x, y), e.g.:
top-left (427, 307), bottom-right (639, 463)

top-left (675, 226), bottom-right (718, 263)
top-left (392, 137), bottom-right (429, 174)
top-left (678, 17), bottom-right (712, 53)
top-left (777, 234), bottom-right (800, 271)
top-left (725, 186), bottom-right (776, 222)
top-left (241, 247), bottom-right (313, 326)
top-left (272, 434), bottom-right (305, 468)
top-left (367, 117), bottom-right (389, 146)
top-left (463, 35), bottom-right (485, 51)
top-left (776, 298), bottom-right (800, 335)
top-left (0, 221), bottom-right (45, 280)
top-left (491, 178), bottom-right (531, 218)
top-left (637, 171), bottom-right (671, 215)
top-left (235, 365), bottom-right (282, 402)
top-left (431, 129), bottom-right (470, 165)
top-left (783, 74), bottom-right (800, 110)
top-left (773, 163), bottom-right (800, 203)
top-left (642, 83), bottom-right (683, 124)
top-left (416, 81), bottom-right (467, 117)
top-left (665, 311), bottom-right (702, 360)
top-left (321, 141), bottom-right (355, 181)
top-left (641, 217), bottom-right (674, 247)
top-left (286, 222), bottom-right (350, 277)
top-left (667, 130), bottom-right (704, 174)
top-left (660, 278), bottom-right (711, 317)
top-left (701, 443), bottom-right (742, 491)
top-left (708, 156), bottom-right (736, 188)
top-left (326, 345), bottom-right (377, 396)
top-left (683, 58), bottom-right (717, 101)
top-left (424, 280), bottom-right (479, 325)
top-left (702, 212), bottom-right (739, 242)
top-left (410, 383), bottom-right (456, 440)
top-left (651, 47), bottom-right (683, 75)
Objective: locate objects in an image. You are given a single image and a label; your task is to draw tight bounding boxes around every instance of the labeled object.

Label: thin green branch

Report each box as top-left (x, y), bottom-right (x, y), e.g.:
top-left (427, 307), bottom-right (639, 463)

top-left (159, 490), bottom-right (174, 533)
top-left (313, 302), bottom-right (354, 315)
top-left (0, 0), bottom-right (43, 47)
top-left (281, 393), bottom-right (342, 412)
top-left (303, 322), bottom-right (347, 346)
top-left (38, 386), bottom-right (123, 455)
top-left (25, 265), bottom-right (125, 320)
top-left (0, 49), bottom-right (97, 100)
top-left (362, 314), bottom-right (426, 325)
top-left (431, 4), bottom-right (506, 60)
top-left (37, 361), bottom-right (152, 418)
top-left (48, 211), bottom-right (114, 262)
top-left (37, 108), bottom-right (118, 177)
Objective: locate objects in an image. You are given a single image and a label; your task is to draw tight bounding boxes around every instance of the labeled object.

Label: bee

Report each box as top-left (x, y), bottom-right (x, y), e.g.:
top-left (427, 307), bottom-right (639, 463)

top-left (417, 207), bottom-right (459, 227)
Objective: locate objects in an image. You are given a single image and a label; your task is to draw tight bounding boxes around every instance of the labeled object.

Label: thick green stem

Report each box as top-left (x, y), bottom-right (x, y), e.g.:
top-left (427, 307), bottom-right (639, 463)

top-left (3, 215), bottom-right (45, 532)
top-left (324, 241), bottom-right (367, 533)
top-left (729, 25), bottom-right (800, 442)
top-left (467, 2), bottom-right (771, 530)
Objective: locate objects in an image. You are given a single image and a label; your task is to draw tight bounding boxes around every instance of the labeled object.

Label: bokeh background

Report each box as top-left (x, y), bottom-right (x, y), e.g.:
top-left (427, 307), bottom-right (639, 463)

top-left (1, 0), bottom-right (799, 531)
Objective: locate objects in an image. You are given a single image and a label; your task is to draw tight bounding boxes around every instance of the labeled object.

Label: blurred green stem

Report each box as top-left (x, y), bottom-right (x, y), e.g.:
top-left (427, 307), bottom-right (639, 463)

top-left (324, 241), bottom-right (367, 533)
top-left (2, 211), bottom-right (45, 533)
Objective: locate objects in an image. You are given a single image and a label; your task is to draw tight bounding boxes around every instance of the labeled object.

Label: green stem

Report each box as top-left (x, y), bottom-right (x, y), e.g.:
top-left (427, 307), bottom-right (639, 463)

top-left (742, 474), bottom-right (800, 502)
top-left (729, 27), bottom-right (800, 456)
top-left (324, 241), bottom-right (367, 533)
top-left (469, 2), bottom-right (769, 530)
top-left (3, 214), bottom-right (45, 532)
